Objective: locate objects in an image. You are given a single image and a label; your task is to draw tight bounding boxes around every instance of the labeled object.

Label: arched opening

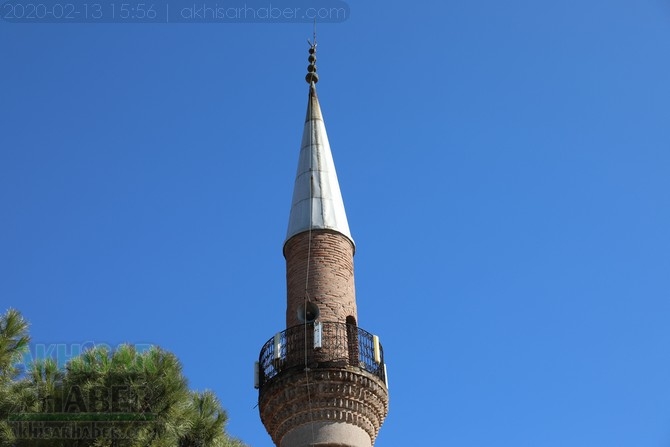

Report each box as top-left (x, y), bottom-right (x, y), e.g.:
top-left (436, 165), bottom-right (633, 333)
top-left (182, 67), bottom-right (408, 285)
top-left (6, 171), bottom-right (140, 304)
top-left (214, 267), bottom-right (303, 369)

top-left (346, 316), bottom-right (359, 367)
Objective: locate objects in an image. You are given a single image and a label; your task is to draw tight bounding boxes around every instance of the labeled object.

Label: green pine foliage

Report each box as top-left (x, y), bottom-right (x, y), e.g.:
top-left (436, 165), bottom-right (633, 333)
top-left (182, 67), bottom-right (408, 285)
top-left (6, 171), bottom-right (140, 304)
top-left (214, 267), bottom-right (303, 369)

top-left (0, 309), bottom-right (248, 447)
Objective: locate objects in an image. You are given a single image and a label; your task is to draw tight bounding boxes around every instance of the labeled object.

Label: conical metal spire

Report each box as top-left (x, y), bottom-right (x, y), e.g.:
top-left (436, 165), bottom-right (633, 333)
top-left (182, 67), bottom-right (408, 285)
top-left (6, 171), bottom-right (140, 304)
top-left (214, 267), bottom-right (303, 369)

top-left (285, 43), bottom-right (354, 247)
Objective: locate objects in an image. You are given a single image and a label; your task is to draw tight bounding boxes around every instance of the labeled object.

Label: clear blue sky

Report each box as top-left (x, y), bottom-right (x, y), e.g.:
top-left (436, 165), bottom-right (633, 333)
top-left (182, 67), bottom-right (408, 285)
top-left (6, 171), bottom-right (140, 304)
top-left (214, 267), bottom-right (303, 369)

top-left (2, 1), bottom-right (670, 446)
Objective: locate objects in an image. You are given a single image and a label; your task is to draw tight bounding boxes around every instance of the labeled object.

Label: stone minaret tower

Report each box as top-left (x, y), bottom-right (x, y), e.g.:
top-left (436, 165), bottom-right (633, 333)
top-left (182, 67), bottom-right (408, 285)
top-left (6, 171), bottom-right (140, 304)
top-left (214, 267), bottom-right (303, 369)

top-left (255, 43), bottom-right (389, 447)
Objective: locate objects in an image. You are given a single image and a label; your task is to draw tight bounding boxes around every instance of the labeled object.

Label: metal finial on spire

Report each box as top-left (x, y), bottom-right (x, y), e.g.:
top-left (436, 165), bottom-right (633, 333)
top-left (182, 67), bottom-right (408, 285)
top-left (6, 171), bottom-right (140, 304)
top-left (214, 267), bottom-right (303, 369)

top-left (305, 24), bottom-right (319, 84)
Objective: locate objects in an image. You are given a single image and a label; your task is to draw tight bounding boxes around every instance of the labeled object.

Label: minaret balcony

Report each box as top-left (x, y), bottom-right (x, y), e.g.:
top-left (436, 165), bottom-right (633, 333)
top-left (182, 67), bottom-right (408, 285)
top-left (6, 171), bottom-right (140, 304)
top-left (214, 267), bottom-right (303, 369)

top-left (256, 323), bottom-right (387, 390)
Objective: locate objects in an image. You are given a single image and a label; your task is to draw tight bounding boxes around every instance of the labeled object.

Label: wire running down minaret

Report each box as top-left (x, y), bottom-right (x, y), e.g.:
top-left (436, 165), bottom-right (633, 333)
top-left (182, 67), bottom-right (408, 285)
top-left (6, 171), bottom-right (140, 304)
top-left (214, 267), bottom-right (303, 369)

top-left (256, 42), bottom-right (389, 447)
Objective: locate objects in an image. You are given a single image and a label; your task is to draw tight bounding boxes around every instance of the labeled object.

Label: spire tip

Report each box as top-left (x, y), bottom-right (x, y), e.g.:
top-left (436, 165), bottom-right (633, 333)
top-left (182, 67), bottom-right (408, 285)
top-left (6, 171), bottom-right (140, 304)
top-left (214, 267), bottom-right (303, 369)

top-left (305, 24), bottom-right (319, 84)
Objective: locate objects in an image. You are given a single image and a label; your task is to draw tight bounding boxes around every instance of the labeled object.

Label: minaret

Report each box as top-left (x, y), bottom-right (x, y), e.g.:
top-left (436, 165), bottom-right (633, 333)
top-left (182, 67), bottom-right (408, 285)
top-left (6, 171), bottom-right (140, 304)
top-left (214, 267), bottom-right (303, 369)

top-left (255, 43), bottom-right (389, 447)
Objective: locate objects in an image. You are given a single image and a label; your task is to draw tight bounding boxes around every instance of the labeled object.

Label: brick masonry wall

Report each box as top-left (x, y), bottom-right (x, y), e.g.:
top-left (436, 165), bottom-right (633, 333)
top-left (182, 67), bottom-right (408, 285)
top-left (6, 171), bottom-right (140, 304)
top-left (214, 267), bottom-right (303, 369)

top-left (284, 230), bottom-right (358, 328)
top-left (259, 367), bottom-right (389, 446)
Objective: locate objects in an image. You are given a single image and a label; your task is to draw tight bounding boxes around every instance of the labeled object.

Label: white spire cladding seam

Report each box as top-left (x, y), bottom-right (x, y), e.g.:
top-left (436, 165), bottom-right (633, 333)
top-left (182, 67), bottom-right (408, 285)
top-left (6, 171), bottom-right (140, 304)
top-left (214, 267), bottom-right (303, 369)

top-left (285, 83), bottom-right (354, 247)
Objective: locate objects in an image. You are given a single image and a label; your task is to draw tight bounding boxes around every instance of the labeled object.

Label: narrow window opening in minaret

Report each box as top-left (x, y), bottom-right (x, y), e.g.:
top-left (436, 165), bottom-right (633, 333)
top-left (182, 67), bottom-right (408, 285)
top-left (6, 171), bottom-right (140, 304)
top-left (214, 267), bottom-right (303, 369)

top-left (346, 316), bottom-right (359, 367)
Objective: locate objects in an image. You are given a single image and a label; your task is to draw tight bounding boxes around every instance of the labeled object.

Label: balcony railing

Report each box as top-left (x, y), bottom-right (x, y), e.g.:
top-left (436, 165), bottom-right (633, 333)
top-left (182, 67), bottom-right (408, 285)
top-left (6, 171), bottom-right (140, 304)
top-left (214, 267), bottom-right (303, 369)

top-left (257, 322), bottom-right (386, 389)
